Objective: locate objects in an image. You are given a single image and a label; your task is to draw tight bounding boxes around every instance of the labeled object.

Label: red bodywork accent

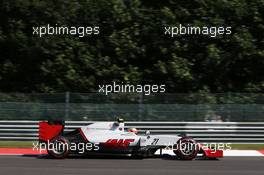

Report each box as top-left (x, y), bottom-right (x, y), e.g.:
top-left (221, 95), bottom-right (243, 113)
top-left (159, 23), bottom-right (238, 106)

top-left (104, 139), bottom-right (135, 148)
top-left (203, 149), bottom-right (223, 158)
top-left (39, 121), bottom-right (63, 142)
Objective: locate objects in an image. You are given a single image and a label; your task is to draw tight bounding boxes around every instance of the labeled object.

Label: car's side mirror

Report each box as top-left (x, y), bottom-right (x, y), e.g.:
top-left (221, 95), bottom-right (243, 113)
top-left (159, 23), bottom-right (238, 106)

top-left (117, 118), bottom-right (124, 123)
top-left (145, 130), bottom-right (150, 135)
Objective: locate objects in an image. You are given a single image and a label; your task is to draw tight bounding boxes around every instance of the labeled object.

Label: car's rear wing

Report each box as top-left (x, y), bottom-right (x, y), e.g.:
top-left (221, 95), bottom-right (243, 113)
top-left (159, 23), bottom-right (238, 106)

top-left (39, 120), bottom-right (65, 142)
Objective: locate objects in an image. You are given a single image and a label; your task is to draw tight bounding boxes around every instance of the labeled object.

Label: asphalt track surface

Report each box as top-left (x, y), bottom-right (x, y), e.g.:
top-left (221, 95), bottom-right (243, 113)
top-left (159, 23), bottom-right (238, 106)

top-left (0, 156), bottom-right (263, 175)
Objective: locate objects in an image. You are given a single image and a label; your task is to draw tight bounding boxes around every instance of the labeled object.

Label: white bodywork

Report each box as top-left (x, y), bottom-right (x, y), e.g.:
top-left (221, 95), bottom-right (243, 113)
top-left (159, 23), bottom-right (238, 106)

top-left (80, 122), bottom-right (181, 147)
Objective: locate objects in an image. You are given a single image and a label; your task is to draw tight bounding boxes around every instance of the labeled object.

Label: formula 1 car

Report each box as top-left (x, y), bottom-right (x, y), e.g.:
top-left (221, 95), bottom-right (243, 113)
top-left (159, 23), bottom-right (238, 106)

top-left (39, 118), bottom-right (223, 160)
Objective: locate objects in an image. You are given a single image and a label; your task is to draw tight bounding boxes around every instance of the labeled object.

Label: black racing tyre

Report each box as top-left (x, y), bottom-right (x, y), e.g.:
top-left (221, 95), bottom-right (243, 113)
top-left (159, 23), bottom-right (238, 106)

top-left (173, 137), bottom-right (199, 160)
top-left (47, 136), bottom-right (70, 159)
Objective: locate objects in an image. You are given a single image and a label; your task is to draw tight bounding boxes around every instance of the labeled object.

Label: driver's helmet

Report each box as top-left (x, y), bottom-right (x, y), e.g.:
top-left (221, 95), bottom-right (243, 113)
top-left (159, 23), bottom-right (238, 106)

top-left (128, 128), bottom-right (138, 134)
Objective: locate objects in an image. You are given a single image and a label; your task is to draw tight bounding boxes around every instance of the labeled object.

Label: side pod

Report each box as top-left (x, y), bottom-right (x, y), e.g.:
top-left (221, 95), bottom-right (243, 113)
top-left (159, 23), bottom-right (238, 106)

top-left (39, 120), bottom-right (64, 142)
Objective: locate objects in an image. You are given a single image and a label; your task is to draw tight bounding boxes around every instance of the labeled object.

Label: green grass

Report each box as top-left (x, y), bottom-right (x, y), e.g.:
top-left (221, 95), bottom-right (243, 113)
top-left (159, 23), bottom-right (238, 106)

top-left (0, 141), bottom-right (35, 148)
top-left (230, 144), bottom-right (264, 150)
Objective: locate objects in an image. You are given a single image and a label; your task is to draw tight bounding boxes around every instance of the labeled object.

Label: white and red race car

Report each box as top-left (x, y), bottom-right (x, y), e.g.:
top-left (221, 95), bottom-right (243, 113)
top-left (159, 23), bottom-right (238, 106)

top-left (39, 119), bottom-right (223, 160)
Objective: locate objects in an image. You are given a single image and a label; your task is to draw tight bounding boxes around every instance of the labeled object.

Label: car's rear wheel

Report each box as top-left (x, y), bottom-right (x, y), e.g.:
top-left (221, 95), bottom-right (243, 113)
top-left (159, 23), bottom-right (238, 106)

top-left (173, 137), bottom-right (199, 160)
top-left (47, 136), bottom-right (69, 159)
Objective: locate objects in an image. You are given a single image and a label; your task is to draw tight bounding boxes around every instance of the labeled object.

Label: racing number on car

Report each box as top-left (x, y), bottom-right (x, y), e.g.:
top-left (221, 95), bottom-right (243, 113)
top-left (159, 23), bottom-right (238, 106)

top-left (151, 138), bottom-right (159, 145)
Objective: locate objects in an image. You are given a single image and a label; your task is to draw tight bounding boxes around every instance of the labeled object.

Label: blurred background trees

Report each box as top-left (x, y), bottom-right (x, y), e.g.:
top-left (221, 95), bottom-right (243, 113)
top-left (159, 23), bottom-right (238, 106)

top-left (0, 0), bottom-right (263, 93)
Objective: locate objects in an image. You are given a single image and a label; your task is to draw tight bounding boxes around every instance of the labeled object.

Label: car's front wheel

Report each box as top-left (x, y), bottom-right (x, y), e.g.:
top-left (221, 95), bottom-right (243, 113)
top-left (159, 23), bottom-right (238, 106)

top-left (47, 136), bottom-right (69, 159)
top-left (173, 137), bottom-right (199, 160)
